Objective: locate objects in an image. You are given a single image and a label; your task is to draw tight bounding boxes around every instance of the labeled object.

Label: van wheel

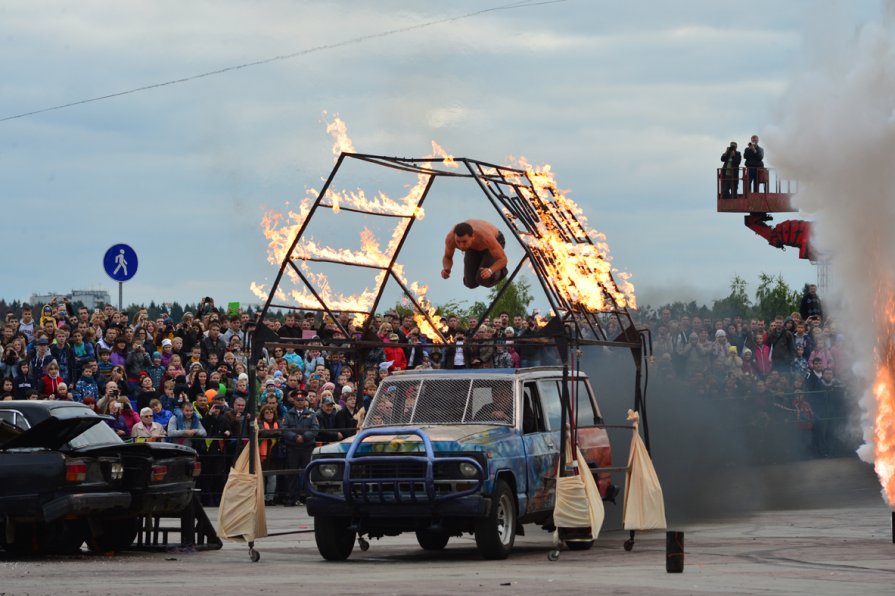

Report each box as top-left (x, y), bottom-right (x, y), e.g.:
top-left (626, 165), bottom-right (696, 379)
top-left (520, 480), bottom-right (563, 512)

top-left (314, 516), bottom-right (355, 561)
top-left (475, 479), bottom-right (516, 559)
top-left (416, 529), bottom-right (450, 550)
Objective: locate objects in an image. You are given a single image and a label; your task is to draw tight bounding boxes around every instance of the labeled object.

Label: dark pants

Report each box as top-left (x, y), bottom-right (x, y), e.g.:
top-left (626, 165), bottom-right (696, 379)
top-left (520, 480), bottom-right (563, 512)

top-left (721, 172), bottom-right (738, 198)
top-left (463, 231), bottom-right (507, 289)
top-left (748, 167), bottom-right (760, 193)
top-left (286, 447), bottom-right (312, 502)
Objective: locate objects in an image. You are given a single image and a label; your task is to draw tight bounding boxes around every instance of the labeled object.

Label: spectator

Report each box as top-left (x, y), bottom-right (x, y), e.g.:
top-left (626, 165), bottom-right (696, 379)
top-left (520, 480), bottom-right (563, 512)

top-left (315, 394), bottom-right (342, 444)
top-left (167, 401), bottom-right (207, 448)
top-left (117, 397), bottom-right (141, 435)
top-left (104, 400), bottom-right (129, 438)
top-left (335, 387), bottom-right (360, 438)
top-left (73, 364), bottom-right (100, 403)
top-left (799, 284), bottom-right (823, 322)
top-left (38, 360), bottom-right (65, 397)
top-left (281, 392), bottom-right (319, 506)
top-left (258, 404), bottom-right (285, 505)
top-left (150, 398), bottom-right (173, 427)
top-left (743, 134), bottom-right (764, 193)
top-left (720, 141), bottom-right (741, 198)
top-left (29, 337), bottom-right (54, 384)
top-left (132, 407), bottom-right (167, 441)
top-left (767, 319), bottom-right (796, 372)
top-left (135, 374), bottom-right (160, 411)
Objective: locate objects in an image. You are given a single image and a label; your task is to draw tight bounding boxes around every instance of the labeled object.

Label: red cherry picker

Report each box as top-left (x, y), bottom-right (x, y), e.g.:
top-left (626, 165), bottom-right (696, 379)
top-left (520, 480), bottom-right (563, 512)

top-left (716, 167), bottom-right (814, 261)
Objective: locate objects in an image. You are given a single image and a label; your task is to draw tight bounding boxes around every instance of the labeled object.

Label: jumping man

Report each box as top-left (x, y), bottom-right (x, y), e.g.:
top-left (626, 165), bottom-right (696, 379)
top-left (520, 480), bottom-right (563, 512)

top-left (442, 220), bottom-right (508, 289)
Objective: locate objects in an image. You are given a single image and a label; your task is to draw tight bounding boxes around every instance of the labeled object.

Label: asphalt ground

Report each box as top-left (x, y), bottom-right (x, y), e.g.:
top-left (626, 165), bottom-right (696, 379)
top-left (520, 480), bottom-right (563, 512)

top-left (2, 457), bottom-right (894, 596)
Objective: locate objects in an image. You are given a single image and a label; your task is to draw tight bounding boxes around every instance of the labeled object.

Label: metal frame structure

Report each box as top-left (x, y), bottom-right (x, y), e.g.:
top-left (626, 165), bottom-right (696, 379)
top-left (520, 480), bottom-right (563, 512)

top-left (258, 154), bottom-right (640, 343)
top-left (254, 152), bottom-right (652, 445)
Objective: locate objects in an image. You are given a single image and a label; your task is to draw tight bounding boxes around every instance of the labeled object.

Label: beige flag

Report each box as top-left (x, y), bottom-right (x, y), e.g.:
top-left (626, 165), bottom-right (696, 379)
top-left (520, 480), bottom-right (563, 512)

top-left (623, 409), bottom-right (667, 530)
top-left (553, 445), bottom-right (605, 539)
top-left (217, 426), bottom-right (268, 542)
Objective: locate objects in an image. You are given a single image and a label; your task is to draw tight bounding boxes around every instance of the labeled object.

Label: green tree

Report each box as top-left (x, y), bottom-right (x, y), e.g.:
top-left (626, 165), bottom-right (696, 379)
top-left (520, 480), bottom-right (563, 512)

top-left (753, 273), bottom-right (800, 322)
top-left (712, 275), bottom-right (752, 318)
top-left (485, 277), bottom-right (534, 319)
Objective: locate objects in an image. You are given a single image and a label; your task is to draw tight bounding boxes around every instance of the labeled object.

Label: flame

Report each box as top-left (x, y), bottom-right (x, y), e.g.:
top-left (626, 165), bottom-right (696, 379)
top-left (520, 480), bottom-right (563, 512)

top-left (505, 157), bottom-right (636, 312)
top-left (254, 119), bottom-right (445, 332)
top-left (324, 112), bottom-right (355, 161)
top-left (870, 293), bottom-right (895, 506)
top-left (431, 141), bottom-right (458, 168)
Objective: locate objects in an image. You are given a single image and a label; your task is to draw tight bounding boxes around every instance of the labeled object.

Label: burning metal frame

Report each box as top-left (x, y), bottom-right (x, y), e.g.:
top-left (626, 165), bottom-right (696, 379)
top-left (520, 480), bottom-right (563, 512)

top-left (253, 152), bottom-right (653, 446)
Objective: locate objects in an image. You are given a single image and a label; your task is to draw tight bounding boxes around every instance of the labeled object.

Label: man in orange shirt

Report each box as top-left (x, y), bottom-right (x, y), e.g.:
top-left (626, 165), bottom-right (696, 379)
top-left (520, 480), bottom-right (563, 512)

top-left (441, 220), bottom-right (508, 289)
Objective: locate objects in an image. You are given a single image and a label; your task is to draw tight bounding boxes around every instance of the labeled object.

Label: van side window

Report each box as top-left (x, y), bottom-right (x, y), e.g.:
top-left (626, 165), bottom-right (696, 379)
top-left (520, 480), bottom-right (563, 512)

top-left (537, 381), bottom-right (563, 431)
top-left (522, 382), bottom-right (546, 434)
top-left (570, 379), bottom-right (601, 426)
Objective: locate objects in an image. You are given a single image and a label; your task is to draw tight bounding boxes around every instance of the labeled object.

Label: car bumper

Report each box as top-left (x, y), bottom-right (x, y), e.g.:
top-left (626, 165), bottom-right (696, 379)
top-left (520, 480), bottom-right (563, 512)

top-left (42, 491), bottom-right (133, 523)
top-left (307, 494), bottom-right (490, 518)
top-left (130, 483), bottom-right (195, 515)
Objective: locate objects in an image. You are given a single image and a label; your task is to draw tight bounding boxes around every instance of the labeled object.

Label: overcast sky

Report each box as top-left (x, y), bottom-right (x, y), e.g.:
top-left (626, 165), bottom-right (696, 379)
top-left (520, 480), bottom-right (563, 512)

top-left (0, 0), bottom-right (878, 313)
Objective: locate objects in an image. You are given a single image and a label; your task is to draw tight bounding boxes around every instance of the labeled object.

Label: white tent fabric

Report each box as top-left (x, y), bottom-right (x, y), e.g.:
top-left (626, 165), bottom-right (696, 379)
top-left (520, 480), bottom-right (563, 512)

top-left (552, 446), bottom-right (605, 539)
top-left (217, 429), bottom-right (268, 542)
top-left (622, 409), bottom-right (667, 530)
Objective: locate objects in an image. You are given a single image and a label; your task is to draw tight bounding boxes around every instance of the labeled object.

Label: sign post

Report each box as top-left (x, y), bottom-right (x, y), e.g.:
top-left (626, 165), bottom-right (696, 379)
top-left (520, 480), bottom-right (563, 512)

top-left (103, 244), bottom-right (138, 310)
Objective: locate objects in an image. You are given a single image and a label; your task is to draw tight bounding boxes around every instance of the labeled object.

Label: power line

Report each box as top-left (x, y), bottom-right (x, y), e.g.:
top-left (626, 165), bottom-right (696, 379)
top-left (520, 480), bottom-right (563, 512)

top-left (0, 0), bottom-right (568, 123)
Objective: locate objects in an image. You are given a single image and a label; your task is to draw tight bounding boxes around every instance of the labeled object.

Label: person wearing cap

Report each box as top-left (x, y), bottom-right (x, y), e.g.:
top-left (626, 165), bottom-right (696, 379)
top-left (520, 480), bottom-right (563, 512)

top-left (160, 338), bottom-right (174, 367)
top-left (315, 393), bottom-right (342, 444)
top-left (711, 328), bottom-right (730, 362)
top-left (28, 336), bottom-right (54, 384)
top-left (281, 391), bottom-right (319, 506)
top-left (261, 377), bottom-right (283, 405)
top-left (384, 332), bottom-right (408, 371)
top-left (233, 372), bottom-right (250, 403)
top-left (147, 351), bottom-right (165, 390)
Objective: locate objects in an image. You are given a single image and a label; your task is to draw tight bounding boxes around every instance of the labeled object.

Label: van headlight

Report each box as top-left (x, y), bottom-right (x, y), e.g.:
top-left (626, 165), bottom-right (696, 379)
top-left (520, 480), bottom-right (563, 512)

top-left (459, 462), bottom-right (478, 479)
top-left (319, 463), bottom-right (340, 479)
top-left (111, 462), bottom-right (124, 481)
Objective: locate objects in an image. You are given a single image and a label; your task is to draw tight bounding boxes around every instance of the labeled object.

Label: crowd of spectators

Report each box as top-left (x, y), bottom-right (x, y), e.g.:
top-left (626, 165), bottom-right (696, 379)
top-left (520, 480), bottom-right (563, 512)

top-left (0, 282), bottom-right (843, 501)
top-left (637, 283), bottom-right (847, 458)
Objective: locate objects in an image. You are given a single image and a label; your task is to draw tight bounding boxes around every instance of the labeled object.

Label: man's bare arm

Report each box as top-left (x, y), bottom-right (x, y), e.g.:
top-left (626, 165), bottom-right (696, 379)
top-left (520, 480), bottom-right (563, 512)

top-left (483, 234), bottom-right (508, 274)
top-left (441, 232), bottom-right (456, 279)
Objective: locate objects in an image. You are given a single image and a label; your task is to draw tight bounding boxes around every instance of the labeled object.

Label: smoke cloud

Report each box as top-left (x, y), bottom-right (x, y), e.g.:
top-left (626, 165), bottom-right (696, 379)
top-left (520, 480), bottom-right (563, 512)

top-left (767, 3), bottom-right (895, 504)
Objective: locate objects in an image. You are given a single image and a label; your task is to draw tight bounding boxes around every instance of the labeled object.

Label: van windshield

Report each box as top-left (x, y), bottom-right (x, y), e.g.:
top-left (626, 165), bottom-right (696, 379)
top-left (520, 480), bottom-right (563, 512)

top-left (365, 377), bottom-right (515, 427)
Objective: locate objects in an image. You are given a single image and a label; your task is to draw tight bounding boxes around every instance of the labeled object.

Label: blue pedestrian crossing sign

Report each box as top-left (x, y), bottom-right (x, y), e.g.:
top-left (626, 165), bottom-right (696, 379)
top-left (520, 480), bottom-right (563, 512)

top-left (104, 244), bottom-right (138, 282)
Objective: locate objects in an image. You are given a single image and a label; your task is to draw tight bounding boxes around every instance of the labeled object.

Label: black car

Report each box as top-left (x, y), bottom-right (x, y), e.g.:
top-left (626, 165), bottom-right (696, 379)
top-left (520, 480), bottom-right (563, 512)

top-left (0, 401), bottom-right (200, 554)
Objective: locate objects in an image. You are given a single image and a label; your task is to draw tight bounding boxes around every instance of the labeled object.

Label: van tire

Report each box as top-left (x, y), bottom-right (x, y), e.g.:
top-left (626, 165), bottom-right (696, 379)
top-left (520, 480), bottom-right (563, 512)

top-left (314, 516), bottom-right (356, 561)
top-left (475, 479), bottom-right (516, 559)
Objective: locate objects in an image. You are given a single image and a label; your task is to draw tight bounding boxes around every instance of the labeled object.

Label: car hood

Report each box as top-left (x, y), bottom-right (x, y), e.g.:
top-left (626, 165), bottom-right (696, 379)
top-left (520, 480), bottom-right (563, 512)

top-left (0, 415), bottom-right (107, 450)
top-left (316, 424), bottom-right (515, 456)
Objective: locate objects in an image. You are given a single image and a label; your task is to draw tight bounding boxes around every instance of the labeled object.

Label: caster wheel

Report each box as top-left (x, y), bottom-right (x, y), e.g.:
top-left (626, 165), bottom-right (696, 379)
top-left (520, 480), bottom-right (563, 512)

top-left (358, 537), bottom-right (370, 552)
top-left (623, 539), bottom-right (634, 552)
top-left (250, 548), bottom-right (261, 562)
top-left (548, 549), bottom-right (560, 561)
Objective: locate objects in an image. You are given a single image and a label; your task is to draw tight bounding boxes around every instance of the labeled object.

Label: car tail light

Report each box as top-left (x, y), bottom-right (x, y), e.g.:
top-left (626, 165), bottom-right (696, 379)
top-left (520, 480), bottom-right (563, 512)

top-left (191, 461), bottom-right (202, 478)
top-left (151, 464), bottom-right (168, 481)
top-left (66, 462), bottom-right (88, 483)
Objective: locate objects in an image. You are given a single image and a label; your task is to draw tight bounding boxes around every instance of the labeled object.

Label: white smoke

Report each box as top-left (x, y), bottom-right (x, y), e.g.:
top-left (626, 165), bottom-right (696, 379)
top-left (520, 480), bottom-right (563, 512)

top-left (767, 5), bottom-right (895, 481)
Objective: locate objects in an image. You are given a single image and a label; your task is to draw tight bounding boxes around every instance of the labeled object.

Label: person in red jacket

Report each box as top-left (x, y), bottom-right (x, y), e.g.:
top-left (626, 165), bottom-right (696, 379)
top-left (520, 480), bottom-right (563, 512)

top-left (39, 360), bottom-right (65, 397)
top-left (383, 333), bottom-right (407, 371)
